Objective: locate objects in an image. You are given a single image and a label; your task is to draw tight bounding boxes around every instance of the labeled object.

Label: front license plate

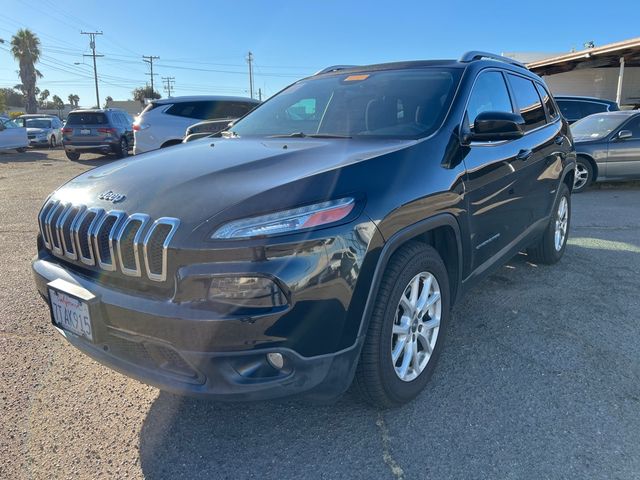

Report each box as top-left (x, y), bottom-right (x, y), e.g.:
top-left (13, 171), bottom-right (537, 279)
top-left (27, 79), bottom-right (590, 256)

top-left (80, 129), bottom-right (91, 135)
top-left (49, 288), bottom-right (93, 341)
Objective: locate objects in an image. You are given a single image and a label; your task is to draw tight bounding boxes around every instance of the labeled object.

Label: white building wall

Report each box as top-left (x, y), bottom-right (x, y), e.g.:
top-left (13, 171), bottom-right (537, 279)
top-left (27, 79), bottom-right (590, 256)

top-left (542, 67), bottom-right (640, 105)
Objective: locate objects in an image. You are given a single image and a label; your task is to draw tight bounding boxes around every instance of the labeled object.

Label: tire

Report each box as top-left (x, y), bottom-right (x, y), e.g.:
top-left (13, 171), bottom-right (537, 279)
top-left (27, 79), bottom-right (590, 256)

top-left (16, 147), bottom-right (26, 153)
top-left (573, 157), bottom-right (593, 193)
top-left (49, 135), bottom-right (57, 149)
top-left (65, 151), bottom-right (80, 161)
top-left (116, 137), bottom-right (128, 159)
top-left (527, 182), bottom-right (571, 264)
top-left (355, 242), bottom-right (450, 408)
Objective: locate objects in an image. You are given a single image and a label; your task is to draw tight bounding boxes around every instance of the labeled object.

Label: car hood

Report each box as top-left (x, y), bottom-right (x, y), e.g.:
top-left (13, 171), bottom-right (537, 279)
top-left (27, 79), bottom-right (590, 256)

top-left (51, 136), bottom-right (415, 228)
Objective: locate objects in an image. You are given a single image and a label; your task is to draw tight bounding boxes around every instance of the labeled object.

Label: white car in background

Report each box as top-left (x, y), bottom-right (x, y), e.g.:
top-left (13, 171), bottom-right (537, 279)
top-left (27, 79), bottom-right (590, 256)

top-left (133, 95), bottom-right (259, 154)
top-left (0, 118), bottom-right (28, 152)
top-left (16, 114), bottom-right (64, 148)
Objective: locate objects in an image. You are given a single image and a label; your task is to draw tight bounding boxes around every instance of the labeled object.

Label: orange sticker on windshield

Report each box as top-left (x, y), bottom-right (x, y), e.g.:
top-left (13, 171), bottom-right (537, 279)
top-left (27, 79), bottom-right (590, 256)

top-left (344, 74), bottom-right (369, 81)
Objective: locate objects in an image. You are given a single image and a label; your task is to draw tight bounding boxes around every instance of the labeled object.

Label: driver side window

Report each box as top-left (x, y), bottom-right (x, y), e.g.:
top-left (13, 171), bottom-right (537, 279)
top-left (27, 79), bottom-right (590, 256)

top-left (467, 71), bottom-right (513, 129)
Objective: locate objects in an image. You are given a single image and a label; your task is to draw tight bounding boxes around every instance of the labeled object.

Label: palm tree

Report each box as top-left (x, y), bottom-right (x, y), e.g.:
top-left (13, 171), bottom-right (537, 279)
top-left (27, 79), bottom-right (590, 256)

top-left (10, 29), bottom-right (42, 114)
top-left (52, 95), bottom-right (64, 116)
top-left (39, 88), bottom-right (50, 107)
top-left (68, 94), bottom-right (79, 107)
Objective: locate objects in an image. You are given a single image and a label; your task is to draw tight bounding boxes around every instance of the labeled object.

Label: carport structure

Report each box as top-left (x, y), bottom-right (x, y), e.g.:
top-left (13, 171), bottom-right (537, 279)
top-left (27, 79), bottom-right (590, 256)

top-left (528, 37), bottom-right (640, 106)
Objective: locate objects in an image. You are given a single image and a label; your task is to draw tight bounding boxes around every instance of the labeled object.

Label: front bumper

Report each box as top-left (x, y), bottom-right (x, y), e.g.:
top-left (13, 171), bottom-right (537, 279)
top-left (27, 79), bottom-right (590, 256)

top-left (29, 138), bottom-right (49, 146)
top-left (32, 248), bottom-right (367, 401)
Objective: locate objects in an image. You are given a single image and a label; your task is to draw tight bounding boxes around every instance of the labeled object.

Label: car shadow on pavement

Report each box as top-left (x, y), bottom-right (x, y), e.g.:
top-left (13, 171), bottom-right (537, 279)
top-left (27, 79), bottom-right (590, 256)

top-left (0, 151), bottom-right (51, 163)
top-left (138, 390), bottom-right (384, 479)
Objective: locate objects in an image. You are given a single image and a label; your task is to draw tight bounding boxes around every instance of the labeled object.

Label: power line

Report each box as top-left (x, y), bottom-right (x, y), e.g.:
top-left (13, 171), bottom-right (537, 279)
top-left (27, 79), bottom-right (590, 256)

top-left (142, 55), bottom-right (160, 94)
top-left (81, 31), bottom-right (103, 108)
top-left (162, 76), bottom-right (175, 97)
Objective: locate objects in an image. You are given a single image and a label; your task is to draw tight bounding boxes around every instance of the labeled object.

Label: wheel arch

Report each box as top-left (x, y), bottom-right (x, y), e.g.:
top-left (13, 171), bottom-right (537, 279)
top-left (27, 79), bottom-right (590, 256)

top-left (576, 153), bottom-right (598, 182)
top-left (357, 214), bottom-right (463, 340)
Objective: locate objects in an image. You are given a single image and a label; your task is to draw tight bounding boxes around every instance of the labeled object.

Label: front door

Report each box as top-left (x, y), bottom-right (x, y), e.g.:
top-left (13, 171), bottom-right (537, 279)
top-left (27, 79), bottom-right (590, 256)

top-left (606, 115), bottom-right (640, 180)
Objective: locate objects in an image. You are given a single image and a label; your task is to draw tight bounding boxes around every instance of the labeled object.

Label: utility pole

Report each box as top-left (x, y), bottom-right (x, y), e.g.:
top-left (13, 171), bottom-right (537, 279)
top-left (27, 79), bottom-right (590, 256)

top-left (246, 51), bottom-right (254, 99)
top-left (81, 31), bottom-right (103, 108)
top-left (258, 88), bottom-right (262, 102)
top-left (162, 76), bottom-right (175, 97)
top-left (143, 55), bottom-right (160, 95)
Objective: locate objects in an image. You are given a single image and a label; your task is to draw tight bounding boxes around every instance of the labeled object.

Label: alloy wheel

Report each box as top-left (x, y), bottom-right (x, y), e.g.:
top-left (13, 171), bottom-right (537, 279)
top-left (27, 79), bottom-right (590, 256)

top-left (391, 271), bottom-right (442, 382)
top-left (574, 163), bottom-right (589, 190)
top-left (554, 196), bottom-right (569, 251)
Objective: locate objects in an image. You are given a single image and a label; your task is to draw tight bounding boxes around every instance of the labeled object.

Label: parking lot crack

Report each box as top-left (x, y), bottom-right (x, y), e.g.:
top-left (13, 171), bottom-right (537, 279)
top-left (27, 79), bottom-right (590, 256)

top-left (376, 411), bottom-right (405, 480)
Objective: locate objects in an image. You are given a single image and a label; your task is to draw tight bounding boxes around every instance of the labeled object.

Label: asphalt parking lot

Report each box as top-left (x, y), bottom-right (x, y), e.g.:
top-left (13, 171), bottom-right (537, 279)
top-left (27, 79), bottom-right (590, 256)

top-left (1, 147), bottom-right (639, 479)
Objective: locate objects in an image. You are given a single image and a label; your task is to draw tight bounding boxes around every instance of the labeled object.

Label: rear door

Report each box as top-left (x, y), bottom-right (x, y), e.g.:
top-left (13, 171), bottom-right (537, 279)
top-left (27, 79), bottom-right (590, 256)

top-left (505, 73), bottom-right (558, 224)
top-left (65, 111), bottom-right (110, 144)
top-left (606, 115), bottom-right (640, 179)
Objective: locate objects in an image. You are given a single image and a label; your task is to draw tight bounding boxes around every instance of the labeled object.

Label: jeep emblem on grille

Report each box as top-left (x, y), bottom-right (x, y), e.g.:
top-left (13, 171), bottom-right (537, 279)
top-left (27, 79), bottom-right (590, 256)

top-left (98, 190), bottom-right (126, 203)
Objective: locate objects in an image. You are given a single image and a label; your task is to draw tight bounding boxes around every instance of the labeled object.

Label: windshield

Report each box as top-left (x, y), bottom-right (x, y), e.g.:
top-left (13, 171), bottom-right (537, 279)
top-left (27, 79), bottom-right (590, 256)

top-left (231, 68), bottom-right (461, 139)
top-left (571, 114), bottom-right (626, 140)
top-left (26, 119), bottom-right (52, 129)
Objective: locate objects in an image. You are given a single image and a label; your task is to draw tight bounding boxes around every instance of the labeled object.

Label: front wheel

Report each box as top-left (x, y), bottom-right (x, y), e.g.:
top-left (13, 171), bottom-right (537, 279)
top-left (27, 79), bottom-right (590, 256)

top-left (49, 135), bottom-right (57, 149)
top-left (527, 182), bottom-right (571, 264)
top-left (355, 242), bottom-right (450, 408)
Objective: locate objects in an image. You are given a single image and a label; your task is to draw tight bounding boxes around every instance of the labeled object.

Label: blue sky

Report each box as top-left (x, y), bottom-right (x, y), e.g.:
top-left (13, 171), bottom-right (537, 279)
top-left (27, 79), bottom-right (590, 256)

top-left (1, 0), bottom-right (638, 106)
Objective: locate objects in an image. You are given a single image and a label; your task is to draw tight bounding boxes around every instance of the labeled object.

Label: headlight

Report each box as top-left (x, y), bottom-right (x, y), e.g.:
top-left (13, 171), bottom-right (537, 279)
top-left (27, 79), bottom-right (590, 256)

top-left (212, 197), bottom-right (355, 239)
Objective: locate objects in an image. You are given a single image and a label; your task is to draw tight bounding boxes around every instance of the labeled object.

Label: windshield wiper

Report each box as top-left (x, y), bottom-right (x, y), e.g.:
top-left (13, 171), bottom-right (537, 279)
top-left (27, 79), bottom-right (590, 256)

top-left (268, 132), bottom-right (351, 139)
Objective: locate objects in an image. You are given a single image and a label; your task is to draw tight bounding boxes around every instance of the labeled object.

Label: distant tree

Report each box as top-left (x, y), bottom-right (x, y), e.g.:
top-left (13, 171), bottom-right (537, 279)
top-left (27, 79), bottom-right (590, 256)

top-left (0, 87), bottom-right (24, 107)
top-left (104, 95), bottom-right (113, 108)
top-left (132, 86), bottom-right (160, 105)
top-left (10, 28), bottom-right (42, 113)
top-left (67, 94), bottom-right (79, 107)
top-left (52, 94), bottom-right (64, 116)
top-left (0, 90), bottom-right (6, 114)
top-left (38, 88), bottom-right (50, 107)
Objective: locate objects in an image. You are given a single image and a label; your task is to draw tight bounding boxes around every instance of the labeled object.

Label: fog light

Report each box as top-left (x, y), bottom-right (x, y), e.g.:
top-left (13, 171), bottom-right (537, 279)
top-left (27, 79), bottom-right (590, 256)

top-left (266, 352), bottom-right (284, 370)
top-left (207, 276), bottom-right (287, 307)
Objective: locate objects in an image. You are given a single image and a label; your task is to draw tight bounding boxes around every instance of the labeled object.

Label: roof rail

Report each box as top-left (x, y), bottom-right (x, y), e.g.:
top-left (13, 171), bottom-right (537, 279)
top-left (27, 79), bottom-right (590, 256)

top-left (459, 51), bottom-right (527, 69)
top-left (314, 65), bottom-right (359, 75)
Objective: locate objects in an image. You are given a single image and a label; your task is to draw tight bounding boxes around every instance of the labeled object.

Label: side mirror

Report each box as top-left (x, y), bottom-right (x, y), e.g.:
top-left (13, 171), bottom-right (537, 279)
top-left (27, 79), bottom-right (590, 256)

top-left (464, 111), bottom-right (525, 143)
top-left (617, 129), bottom-right (632, 140)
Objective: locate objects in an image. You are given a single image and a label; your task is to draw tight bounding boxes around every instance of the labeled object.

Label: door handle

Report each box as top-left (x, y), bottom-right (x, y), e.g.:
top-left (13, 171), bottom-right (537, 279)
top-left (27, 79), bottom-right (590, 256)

top-left (516, 149), bottom-right (533, 161)
top-left (554, 136), bottom-right (565, 145)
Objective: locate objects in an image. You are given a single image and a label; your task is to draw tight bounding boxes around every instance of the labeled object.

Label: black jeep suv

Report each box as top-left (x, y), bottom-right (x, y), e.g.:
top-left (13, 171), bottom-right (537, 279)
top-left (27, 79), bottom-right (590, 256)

top-left (33, 52), bottom-right (575, 407)
top-left (62, 108), bottom-right (133, 160)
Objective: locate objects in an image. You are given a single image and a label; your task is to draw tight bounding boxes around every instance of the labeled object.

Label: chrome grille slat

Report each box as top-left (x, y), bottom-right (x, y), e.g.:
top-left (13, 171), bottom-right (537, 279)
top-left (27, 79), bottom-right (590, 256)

top-left (93, 210), bottom-right (127, 272)
top-left (38, 200), bottom-right (179, 283)
top-left (143, 218), bottom-right (180, 282)
top-left (117, 213), bottom-right (150, 277)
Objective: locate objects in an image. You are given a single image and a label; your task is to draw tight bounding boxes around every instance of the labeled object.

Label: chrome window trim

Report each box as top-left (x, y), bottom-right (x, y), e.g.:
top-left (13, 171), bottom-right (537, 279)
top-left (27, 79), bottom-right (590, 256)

top-left (93, 210), bottom-right (127, 272)
top-left (45, 202), bottom-right (65, 256)
top-left (117, 213), bottom-right (150, 278)
top-left (76, 207), bottom-right (105, 266)
top-left (143, 217), bottom-right (180, 282)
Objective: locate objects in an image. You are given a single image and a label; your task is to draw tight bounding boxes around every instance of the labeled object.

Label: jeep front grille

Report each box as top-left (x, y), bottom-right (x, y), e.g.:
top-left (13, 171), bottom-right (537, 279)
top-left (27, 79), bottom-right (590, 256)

top-left (38, 199), bottom-right (179, 282)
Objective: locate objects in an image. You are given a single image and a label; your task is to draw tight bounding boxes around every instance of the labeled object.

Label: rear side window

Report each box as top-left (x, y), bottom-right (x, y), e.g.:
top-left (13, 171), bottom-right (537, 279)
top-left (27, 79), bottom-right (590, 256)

top-left (166, 101), bottom-right (256, 120)
top-left (466, 71), bottom-right (513, 128)
top-left (66, 112), bottom-right (108, 125)
top-left (556, 100), bottom-right (609, 122)
top-left (581, 101), bottom-right (609, 117)
top-left (622, 116), bottom-right (640, 138)
top-left (535, 84), bottom-right (559, 120)
top-left (507, 74), bottom-right (546, 131)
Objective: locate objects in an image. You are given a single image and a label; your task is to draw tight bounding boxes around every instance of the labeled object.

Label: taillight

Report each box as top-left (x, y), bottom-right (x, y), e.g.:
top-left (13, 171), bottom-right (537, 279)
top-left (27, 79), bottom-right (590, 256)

top-left (133, 123), bottom-right (148, 131)
top-left (97, 128), bottom-right (117, 135)
top-left (61, 128), bottom-right (72, 134)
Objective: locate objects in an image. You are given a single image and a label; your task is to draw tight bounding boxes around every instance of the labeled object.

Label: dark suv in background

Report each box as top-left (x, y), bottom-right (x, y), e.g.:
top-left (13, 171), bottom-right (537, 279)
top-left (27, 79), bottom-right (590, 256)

top-left (33, 52), bottom-right (575, 407)
top-left (62, 108), bottom-right (133, 160)
top-left (555, 95), bottom-right (620, 123)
